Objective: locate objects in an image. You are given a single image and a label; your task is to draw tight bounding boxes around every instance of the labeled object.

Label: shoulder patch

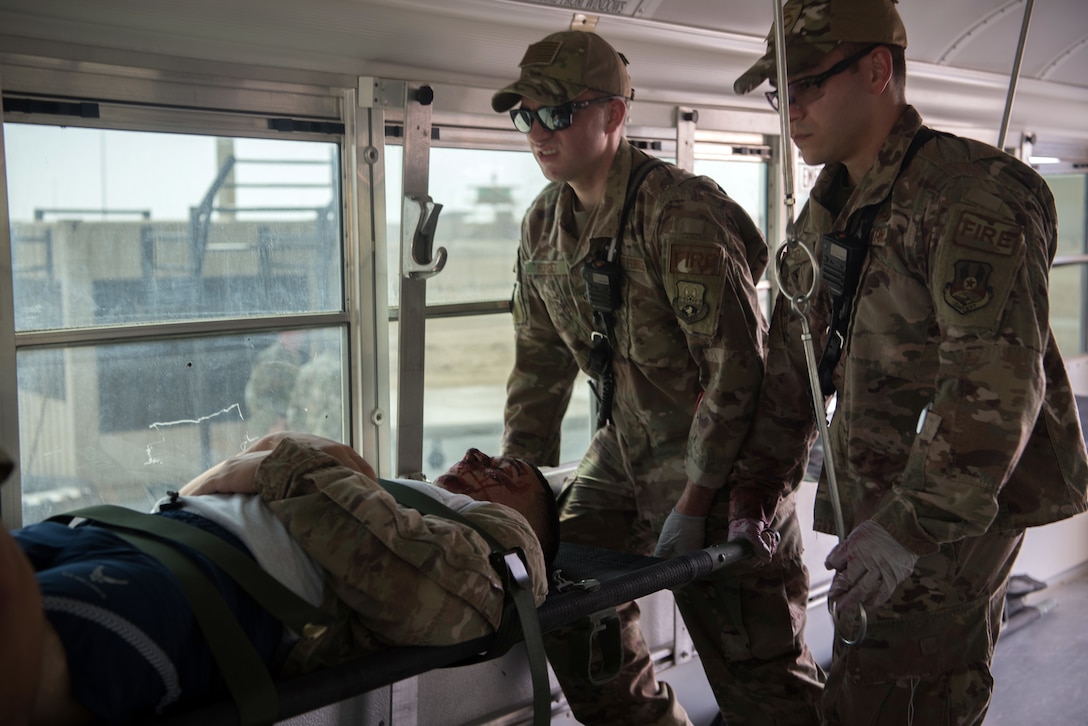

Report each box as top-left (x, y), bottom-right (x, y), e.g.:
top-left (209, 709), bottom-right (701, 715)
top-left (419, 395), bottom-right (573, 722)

top-left (951, 207), bottom-right (1022, 256)
top-left (942, 259), bottom-right (994, 314)
top-left (673, 281), bottom-right (710, 324)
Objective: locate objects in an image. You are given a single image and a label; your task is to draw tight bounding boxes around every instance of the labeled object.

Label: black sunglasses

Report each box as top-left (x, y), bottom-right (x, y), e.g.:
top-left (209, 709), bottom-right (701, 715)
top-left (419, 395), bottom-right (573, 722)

top-left (509, 96), bottom-right (621, 133)
top-left (765, 44), bottom-right (879, 112)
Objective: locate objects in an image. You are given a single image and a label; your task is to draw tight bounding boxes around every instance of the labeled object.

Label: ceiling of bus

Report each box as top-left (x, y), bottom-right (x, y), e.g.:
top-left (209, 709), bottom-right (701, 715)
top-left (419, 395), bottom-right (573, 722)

top-left (642, 0), bottom-right (1088, 88)
top-left (1, 0), bottom-right (1086, 152)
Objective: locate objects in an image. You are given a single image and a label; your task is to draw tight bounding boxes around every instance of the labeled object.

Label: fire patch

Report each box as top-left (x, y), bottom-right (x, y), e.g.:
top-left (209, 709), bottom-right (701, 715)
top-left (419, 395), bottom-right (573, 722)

top-left (669, 243), bottom-right (723, 276)
top-left (943, 259), bottom-right (994, 315)
top-left (952, 208), bottom-right (1020, 256)
top-left (673, 280), bottom-right (709, 323)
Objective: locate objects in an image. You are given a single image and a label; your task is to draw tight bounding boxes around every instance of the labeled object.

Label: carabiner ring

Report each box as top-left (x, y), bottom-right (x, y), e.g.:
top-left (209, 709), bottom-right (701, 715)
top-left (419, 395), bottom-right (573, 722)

top-left (829, 600), bottom-right (868, 646)
top-left (771, 232), bottom-right (820, 316)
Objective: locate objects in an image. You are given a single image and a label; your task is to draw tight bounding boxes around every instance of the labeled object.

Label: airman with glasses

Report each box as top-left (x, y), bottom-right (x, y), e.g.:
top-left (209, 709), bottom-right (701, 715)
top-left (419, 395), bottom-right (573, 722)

top-left (729, 1), bottom-right (1088, 723)
top-left (492, 28), bottom-right (824, 726)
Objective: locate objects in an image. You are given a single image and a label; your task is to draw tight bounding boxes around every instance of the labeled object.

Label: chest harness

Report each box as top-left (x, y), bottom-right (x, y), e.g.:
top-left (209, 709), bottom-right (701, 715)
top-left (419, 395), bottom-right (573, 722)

top-left (815, 127), bottom-right (937, 395)
top-left (581, 157), bottom-right (666, 429)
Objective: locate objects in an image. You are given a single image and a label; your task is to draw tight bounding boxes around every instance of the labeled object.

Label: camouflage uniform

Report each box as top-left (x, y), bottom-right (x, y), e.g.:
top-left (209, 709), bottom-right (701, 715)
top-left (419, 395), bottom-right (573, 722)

top-left (245, 339), bottom-right (308, 435)
top-left (504, 139), bottom-right (824, 724)
top-left (254, 438), bottom-right (550, 676)
top-left (729, 106), bottom-right (1088, 724)
top-left (286, 349), bottom-right (345, 441)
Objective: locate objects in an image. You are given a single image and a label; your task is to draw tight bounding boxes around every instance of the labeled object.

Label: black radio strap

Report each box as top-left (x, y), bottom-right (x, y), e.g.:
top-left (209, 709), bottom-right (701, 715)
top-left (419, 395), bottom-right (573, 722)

top-left (586, 157), bottom-right (666, 428)
top-left (816, 127), bottom-right (938, 395)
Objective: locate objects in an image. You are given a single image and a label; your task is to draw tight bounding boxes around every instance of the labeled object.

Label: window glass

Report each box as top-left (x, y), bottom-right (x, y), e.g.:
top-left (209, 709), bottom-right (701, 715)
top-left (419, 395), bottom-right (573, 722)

top-left (6, 120), bottom-right (350, 523)
top-left (17, 327), bottom-right (347, 524)
top-left (694, 156), bottom-right (774, 313)
top-left (388, 316), bottom-right (592, 481)
top-left (1046, 173), bottom-right (1087, 355)
top-left (693, 158), bottom-right (768, 236)
top-left (386, 141), bottom-right (594, 473)
top-left (385, 145), bottom-right (545, 307)
top-left (6, 125), bottom-right (342, 331)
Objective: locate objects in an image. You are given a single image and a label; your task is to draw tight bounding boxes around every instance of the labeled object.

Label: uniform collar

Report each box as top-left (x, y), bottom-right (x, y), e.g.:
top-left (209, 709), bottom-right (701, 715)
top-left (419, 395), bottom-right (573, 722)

top-left (809, 105), bottom-right (924, 232)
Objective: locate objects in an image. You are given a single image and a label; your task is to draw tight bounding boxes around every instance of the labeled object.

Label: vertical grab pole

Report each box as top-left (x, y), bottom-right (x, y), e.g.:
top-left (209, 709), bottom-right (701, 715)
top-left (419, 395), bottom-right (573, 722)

top-left (767, 0), bottom-right (864, 644)
top-left (997, 0), bottom-right (1035, 150)
top-left (771, 0), bottom-right (796, 250)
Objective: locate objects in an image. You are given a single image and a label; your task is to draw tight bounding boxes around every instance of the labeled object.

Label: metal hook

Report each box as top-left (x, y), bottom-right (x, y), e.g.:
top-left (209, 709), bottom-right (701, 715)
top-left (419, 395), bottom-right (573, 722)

top-left (402, 193), bottom-right (447, 280)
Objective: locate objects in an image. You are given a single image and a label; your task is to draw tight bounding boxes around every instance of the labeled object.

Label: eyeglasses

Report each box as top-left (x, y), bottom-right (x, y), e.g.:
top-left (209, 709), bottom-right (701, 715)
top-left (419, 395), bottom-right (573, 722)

top-left (509, 96), bottom-right (621, 133)
top-left (764, 45), bottom-right (879, 111)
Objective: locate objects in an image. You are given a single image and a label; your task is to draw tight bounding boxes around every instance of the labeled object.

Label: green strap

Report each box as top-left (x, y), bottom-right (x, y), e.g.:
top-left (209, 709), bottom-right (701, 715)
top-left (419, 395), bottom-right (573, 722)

top-left (50, 505), bottom-right (335, 726)
top-left (108, 529), bottom-right (278, 726)
top-left (54, 505), bottom-right (330, 639)
top-left (379, 479), bottom-right (552, 726)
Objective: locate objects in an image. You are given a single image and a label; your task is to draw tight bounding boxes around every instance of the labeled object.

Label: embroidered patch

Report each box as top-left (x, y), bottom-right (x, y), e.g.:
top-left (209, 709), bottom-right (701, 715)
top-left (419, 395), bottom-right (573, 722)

top-left (952, 208), bottom-right (1021, 256)
top-left (673, 281), bottom-right (709, 323)
top-left (942, 259), bottom-right (994, 315)
top-left (669, 244), bottom-right (723, 276)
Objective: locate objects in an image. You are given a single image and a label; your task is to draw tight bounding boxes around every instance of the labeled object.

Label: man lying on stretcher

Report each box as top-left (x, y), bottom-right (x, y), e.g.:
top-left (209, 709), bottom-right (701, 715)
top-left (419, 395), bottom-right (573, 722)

top-left (0, 432), bottom-right (559, 725)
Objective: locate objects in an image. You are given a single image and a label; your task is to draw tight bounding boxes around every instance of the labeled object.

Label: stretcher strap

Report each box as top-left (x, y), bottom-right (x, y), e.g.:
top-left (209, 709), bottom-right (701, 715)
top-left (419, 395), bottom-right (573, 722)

top-left (52, 505), bottom-right (330, 638)
top-left (50, 505), bottom-right (334, 726)
top-left (378, 479), bottom-right (552, 726)
top-left (146, 539), bottom-right (752, 725)
top-left (110, 530), bottom-right (278, 726)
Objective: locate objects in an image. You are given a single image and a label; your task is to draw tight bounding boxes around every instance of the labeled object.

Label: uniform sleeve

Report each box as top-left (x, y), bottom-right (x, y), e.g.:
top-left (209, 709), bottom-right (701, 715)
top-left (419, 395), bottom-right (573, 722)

top-left (728, 241), bottom-right (827, 523)
top-left (502, 233), bottom-right (580, 467)
top-left (871, 170), bottom-right (1053, 555)
top-left (649, 182), bottom-right (769, 490)
top-left (254, 439), bottom-right (509, 645)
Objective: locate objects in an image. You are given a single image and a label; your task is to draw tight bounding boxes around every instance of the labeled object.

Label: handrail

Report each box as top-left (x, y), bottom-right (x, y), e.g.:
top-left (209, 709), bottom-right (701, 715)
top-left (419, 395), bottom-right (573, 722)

top-left (1054, 254), bottom-right (1088, 268)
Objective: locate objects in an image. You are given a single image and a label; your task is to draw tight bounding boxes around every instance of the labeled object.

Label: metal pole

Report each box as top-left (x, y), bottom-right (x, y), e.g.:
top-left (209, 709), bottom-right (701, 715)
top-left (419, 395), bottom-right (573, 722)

top-left (767, 0), bottom-right (864, 643)
top-left (997, 0), bottom-right (1035, 150)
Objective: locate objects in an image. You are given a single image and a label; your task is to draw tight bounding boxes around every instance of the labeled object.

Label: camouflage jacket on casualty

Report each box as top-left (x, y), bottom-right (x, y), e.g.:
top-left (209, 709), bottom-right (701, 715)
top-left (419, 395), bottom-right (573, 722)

top-left (251, 439), bottom-right (549, 676)
top-left (729, 106), bottom-right (1088, 555)
top-left (503, 141), bottom-right (769, 528)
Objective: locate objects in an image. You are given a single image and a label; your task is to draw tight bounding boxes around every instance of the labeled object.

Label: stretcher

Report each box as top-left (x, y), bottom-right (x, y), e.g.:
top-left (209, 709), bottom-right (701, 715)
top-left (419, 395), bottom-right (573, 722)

top-left (151, 539), bottom-right (750, 726)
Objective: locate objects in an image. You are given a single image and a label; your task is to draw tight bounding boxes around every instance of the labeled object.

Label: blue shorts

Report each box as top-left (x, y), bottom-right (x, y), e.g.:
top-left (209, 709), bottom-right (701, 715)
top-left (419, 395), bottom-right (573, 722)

top-left (16, 511), bottom-right (284, 724)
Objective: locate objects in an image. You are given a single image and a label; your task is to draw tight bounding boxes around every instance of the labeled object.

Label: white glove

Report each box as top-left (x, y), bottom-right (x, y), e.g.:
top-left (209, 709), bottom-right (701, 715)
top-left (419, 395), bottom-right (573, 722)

top-left (825, 520), bottom-right (919, 612)
top-left (727, 518), bottom-right (780, 564)
top-left (654, 509), bottom-right (706, 558)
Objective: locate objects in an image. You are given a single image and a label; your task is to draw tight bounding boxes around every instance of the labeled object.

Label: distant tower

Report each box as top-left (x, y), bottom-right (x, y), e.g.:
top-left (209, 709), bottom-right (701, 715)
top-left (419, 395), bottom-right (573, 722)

top-left (473, 174), bottom-right (517, 238)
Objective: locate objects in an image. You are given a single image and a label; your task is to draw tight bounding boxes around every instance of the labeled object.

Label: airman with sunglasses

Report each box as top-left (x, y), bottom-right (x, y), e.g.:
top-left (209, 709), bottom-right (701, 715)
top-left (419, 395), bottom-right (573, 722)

top-left (728, 1), bottom-right (1088, 723)
top-left (492, 28), bottom-right (823, 726)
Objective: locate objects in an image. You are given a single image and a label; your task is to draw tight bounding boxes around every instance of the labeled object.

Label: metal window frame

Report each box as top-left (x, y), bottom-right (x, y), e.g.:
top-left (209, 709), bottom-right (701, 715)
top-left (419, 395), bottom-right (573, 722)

top-left (0, 58), bottom-right (391, 526)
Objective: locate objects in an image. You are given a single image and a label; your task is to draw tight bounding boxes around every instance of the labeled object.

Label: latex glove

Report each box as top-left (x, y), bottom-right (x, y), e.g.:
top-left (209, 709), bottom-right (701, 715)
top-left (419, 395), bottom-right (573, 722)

top-left (654, 509), bottom-right (707, 558)
top-left (727, 518), bottom-right (780, 564)
top-left (825, 520), bottom-right (919, 612)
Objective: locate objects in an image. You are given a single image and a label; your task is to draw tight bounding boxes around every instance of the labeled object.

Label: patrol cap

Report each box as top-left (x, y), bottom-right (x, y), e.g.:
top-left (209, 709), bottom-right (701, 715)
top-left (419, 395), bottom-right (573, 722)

top-left (733, 0), bottom-right (907, 95)
top-left (491, 30), bottom-right (633, 112)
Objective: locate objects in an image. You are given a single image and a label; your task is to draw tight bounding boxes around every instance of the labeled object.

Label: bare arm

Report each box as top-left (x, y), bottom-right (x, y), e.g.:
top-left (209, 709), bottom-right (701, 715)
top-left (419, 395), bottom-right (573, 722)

top-left (1, 526), bottom-right (93, 725)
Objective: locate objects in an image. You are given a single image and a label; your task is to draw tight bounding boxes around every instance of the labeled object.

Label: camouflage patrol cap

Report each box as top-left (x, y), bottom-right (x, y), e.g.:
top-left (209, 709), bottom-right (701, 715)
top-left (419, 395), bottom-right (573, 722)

top-left (491, 30), bottom-right (633, 112)
top-left (734, 0), bottom-right (907, 95)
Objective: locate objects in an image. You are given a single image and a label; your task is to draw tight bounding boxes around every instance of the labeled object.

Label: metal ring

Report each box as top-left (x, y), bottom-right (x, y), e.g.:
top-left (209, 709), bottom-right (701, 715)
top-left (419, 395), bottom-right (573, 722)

top-left (771, 234), bottom-right (820, 315)
top-left (829, 601), bottom-right (868, 646)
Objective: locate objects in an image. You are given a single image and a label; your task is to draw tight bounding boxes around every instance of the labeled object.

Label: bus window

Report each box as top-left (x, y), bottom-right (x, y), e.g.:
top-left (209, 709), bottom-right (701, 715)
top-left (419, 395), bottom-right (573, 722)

top-left (385, 143), bottom-right (594, 479)
top-left (6, 123), bottom-right (350, 523)
top-left (1046, 173), bottom-right (1088, 356)
top-left (693, 157), bottom-right (768, 236)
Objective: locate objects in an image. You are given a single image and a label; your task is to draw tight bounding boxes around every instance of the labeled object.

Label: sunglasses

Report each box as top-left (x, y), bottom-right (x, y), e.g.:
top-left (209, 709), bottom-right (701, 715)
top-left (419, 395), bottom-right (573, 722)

top-left (765, 44), bottom-right (879, 112)
top-left (509, 96), bottom-right (621, 133)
